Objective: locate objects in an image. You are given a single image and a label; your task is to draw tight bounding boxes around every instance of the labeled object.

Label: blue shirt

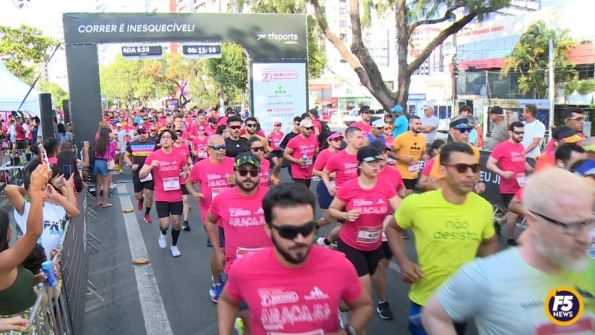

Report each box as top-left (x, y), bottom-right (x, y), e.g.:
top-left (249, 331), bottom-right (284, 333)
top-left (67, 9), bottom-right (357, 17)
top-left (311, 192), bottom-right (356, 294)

top-left (468, 128), bottom-right (478, 146)
top-left (366, 133), bottom-right (385, 145)
top-left (393, 115), bottom-right (408, 138)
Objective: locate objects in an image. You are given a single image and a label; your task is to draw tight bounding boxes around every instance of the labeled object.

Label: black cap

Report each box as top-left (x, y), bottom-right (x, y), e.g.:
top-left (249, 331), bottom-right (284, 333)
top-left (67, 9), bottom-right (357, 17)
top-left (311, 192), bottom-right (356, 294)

top-left (449, 115), bottom-right (473, 128)
top-left (370, 140), bottom-right (389, 152)
top-left (357, 146), bottom-right (383, 163)
top-left (490, 106), bottom-right (504, 115)
top-left (208, 117), bottom-right (217, 123)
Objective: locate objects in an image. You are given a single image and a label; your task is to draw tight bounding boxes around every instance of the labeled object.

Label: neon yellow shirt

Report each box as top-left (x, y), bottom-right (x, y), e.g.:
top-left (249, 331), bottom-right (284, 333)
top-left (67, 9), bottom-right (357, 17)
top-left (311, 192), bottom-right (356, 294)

top-left (395, 189), bottom-right (495, 306)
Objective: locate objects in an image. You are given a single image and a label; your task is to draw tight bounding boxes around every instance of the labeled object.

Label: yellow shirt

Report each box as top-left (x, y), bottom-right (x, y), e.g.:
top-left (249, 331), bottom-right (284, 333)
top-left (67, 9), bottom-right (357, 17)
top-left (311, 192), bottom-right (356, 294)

top-left (429, 144), bottom-right (480, 180)
top-left (392, 132), bottom-right (427, 179)
top-left (395, 189), bottom-right (494, 306)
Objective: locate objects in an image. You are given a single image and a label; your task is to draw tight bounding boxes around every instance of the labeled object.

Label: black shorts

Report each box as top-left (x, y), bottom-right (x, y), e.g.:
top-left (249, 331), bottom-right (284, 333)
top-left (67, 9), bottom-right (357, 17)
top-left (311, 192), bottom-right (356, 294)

top-left (16, 140), bottom-right (27, 150)
top-left (382, 241), bottom-right (393, 260)
top-left (336, 237), bottom-right (383, 277)
top-left (403, 179), bottom-right (417, 190)
top-left (292, 178), bottom-right (311, 189)
top-left (205, 226), bottom-right (225, 248)
top-left (269, 150), bottom-right (284, 159)
top-left (181, 184), bottom-right (189, 195)
top-left (155, 201), bottom-right (183, 218)
top-left (316, 182), bottom-right (333, 210)
top-left (501, 193), bottom-right (516, 208)
top-left (132, 173), bottom-right (155, 193)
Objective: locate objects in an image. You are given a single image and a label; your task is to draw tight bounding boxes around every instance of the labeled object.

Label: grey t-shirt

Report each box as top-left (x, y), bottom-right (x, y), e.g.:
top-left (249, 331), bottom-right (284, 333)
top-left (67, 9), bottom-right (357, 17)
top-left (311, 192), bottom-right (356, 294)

top-left (421, 115), bottom-right (439, 144)
top-left (438, 248), bottom-right (595, 335)
top-left (484, 121), bottom-right (508, 151)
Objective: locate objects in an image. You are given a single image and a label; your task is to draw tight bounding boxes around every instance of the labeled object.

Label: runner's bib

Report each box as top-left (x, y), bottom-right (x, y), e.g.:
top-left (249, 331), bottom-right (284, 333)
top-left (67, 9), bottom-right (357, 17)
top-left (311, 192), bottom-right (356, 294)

top-left (516, 173), bottom-right (526, 187)
top-left (408, 161), bottom-right (420, 174)
top-left (163, 177), bottom-right (180, 191)
top-left (356, 226), bottom-right (381, 243)
top-left (197, 151), bottom-right (207, 159)
top-left (236, 247), bottom-right (265, 259)
top-left (534, 316), bottom-right (595, 334)
top-left (268, 330), bottom-right (323, 335)
top-left (140, 173), bottom-right (153, 182)
top-left (212, 187), bottom-right (227, 200)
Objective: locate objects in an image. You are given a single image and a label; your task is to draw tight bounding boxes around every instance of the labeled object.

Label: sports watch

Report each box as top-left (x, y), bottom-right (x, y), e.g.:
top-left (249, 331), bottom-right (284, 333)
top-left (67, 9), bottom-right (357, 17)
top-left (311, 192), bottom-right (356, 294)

top-left (345, 325), bottom-right (358, 335)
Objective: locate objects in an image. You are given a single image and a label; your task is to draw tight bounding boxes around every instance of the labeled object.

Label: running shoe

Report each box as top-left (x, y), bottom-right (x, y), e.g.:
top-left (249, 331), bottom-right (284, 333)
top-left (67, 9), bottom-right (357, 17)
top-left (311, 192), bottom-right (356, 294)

top-left (182, 221), bottom-right (190, 231)
top-left (170, 246), bottom-right (181, 257)
top-left (234, 318), bottom-right (244, 335)
top-left (210, 283), bottom-right (223, 303)
top-left (316, 237), bottom-right (330, 248)
top-left (144, 213), bottom-right (153, 224)
top-left (158, 234), bottom-right (167, 248)
top-left (137, 199), bottom-right (144, 211)
top-left (218, 273), bottom-right (225, 284)
top-left (376, 301), bottom-right (394, 320)
top-left (507, 239), bottom-right (517, 247)
top-left (493, 220), bottom-right (501, 237)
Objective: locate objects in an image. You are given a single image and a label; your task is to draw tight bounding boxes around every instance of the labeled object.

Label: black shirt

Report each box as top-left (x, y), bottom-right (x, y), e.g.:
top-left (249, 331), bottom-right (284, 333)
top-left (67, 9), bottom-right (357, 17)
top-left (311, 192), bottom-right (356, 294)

top-left (224, 137), bottom-right (249, 158)
top-left (280, 130), bottom-right (300, 149)
top-left (126, 139), bottom-right (157, 169)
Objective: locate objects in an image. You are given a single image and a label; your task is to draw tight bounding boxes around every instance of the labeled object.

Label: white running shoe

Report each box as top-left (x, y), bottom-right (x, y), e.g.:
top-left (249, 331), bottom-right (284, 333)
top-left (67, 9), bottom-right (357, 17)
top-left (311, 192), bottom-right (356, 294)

top-left (158, 234), bottom-right (167, 248)
top-left (170, 245), bottom-right (181, 257)
top-left (316, 237), bottom-right (329, 248)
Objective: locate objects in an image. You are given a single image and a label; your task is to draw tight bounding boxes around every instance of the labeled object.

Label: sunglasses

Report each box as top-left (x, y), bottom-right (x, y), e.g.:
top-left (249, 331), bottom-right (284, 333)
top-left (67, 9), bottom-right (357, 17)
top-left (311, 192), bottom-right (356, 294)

top-left (251, 147), bottom-right (265, 152)
top-left (569, 116), bottom-right (585, 122)
top-left (376, 127), bottom-right (384, 130)
top-left (271, 221), bottom-right (317, 240)
top-left (137, 130), bottom-right (147, 135)
top-left (209, 144), bottom-right (226, 150)
top-left (161, 136), bottom-right (173, 140)
top-left (512, 131), bottom-right (524, 135)
top-left (329, 137), bottom-right (343, 142)
top-left (275, 124), bottom-right (282, 127)
top-left (304, 127), bottom-right (314, 131)
top-left (246, 123), bottom-right (257, 128)
top-left (150, 129), bottom-right (157, 132)
top-left (235, 168), bottom-right (259, 177)
top-left (443, 163), bottom-right (481, 173)
top-left (384, 127), bottom-right (391, 130)
top-left (455, 127), bottom-right (473, 134)
top-left (143, 119), bottom-right (148, 121)
top-left (229, 125), bottom-right (242, 130)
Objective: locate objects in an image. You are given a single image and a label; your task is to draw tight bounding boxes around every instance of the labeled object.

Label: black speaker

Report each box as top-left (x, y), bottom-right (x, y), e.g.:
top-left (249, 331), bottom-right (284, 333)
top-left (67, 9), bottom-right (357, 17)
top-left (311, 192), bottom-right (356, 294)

top-left (63, 100), bottom-right (71, 124)
top-left (39, 93), bottom-right (54, 141)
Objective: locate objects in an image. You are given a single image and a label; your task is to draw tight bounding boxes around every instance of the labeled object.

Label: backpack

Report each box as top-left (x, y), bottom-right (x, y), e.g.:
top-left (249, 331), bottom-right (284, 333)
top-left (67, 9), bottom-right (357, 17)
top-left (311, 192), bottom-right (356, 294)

top-left (318, 121), bottom-right (332, 148)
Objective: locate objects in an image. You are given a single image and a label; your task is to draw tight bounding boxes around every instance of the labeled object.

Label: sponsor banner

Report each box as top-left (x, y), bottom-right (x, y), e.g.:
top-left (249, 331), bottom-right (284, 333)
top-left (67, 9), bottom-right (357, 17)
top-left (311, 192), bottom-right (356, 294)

top-left (252, 62), bottom-right (307, 136)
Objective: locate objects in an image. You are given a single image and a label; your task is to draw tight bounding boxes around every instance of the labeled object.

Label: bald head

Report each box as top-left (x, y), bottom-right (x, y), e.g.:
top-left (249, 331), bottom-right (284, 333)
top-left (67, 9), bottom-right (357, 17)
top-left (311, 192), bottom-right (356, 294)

top-left (208, 134), bottom-right (224, 146)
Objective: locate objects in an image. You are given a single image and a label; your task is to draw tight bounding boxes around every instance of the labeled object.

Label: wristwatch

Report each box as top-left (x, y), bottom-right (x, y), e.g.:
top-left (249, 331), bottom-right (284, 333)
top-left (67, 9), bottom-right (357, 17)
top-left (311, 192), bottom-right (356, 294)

top-left (345, 325), bottom-right (358, 335)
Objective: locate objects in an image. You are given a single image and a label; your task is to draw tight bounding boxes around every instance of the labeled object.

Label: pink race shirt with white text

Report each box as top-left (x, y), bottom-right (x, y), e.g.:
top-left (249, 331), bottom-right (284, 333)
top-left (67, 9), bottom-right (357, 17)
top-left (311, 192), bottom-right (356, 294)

top-left (324, 150), bottom-right (358, 187)
top-left (192, 137), bottom-right (209, 160)
top-left (208, 186), bottom-right (271, 273)
top-left (269, 131), bottom-right (284, 150)
top-left (188, 157), bottom-right (235, 223)
top-left (350, 121), bottom-right (372, 137)
top-left (144, 149), bottom-right (187, 203)
top-left (287, 135), bottom-right (319, 180)
top-left (313, 148), bottom-right (338, 171)
top-left (337, 178), bottom-right (397, 251)
top-left (226, 247), bottom-right (363, 335)
top-left (259, 159), bottom-right (271, 188)
top-left (489, 140), bottom-right (527, 194)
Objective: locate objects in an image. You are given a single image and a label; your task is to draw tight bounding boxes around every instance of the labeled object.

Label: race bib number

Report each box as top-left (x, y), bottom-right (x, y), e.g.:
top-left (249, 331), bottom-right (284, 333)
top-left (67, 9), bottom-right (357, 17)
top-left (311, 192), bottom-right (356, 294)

top-left (408, 162), bottom-right (420, 174)
top-left (163, 177), bottom-right (180, 191)
top-left (236, 247), bottom-right (265, 259)
top-left (534, 316), bottom-right (595, 334)
top-left (212, 187), bottom-right (227, 200)
top-left (268, 330), bottom-right (324, 335)
top-left (140, 173), bottom-right (153, 182)
top-left (197, 151), bottom-right (207, 159)
top-left (516, 173), bottom-right (526, 187)
top-left (357, 227), bottom-right (381, 244)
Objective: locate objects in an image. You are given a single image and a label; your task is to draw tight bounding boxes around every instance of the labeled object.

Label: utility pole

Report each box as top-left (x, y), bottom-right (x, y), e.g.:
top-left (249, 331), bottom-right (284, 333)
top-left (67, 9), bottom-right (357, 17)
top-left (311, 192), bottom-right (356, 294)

top-left (451, 32), bottom-right (458, 117)
top-left (548, 36), bottom-right (555, 131)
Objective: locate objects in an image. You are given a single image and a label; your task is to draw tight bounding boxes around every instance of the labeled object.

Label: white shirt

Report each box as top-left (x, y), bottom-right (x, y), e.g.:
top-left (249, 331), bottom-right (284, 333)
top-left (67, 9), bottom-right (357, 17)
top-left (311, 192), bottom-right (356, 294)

top-left (421, 115), bottom-right (440, 144)
top-left (521, 119), bottom-right (546, 158)
top-left (15, 201), bottom-right (67, 260)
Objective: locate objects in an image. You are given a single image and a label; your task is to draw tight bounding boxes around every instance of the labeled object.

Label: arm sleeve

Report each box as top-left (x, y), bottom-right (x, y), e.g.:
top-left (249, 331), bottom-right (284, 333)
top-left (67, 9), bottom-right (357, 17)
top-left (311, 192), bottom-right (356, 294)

top-left (280, 134), bottom-right (292, 149)
top-left (126, 143), bottom-right (132, 154)
top-left (324, 155), bottom-right (337, 173)
top-left (431, 117), bottom-right (440, 128)
top-left (437, 262), bottom-right (490, 323)
top-left (188, 164), bottom-right (201, 183)
top-left (489, 145), bottom-right (503, 161)
top-left (313, 150), bottom-right (327, 170)
top-left (535, 123), bottom-right (546, 138)
top-left (335, 182), bottom-right (350, 203)
top-left (209, 194), bottom-right (221, 219)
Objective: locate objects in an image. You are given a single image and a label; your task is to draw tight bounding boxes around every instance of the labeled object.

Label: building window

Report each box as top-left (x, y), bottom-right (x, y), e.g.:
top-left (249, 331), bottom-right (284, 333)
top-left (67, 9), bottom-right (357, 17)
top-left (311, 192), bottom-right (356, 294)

top-left (340, 20), bottom-right (347, 27)
top-left (340, 34), bottom-right (347, 41)
top-left (339, 8), bottom-right (346, 14)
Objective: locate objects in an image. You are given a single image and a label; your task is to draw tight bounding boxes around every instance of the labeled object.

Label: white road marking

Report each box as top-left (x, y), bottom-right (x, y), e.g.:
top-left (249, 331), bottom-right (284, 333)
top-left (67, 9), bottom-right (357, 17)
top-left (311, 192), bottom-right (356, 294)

top-left (389, 261), bottom-right (401, 273)
top-left (118, 184), bottom-right (173, 335)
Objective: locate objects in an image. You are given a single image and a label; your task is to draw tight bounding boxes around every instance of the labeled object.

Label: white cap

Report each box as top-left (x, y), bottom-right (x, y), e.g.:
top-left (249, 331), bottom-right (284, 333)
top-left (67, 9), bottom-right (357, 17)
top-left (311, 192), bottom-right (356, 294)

top-left (371, 119), bottom-right (386, 127)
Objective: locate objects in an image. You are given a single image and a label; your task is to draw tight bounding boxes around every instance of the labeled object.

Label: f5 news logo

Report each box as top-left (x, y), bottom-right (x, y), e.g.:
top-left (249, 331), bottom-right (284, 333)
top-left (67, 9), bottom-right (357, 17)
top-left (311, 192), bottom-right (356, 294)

top-left (545, 287), bottom-right (584, 326)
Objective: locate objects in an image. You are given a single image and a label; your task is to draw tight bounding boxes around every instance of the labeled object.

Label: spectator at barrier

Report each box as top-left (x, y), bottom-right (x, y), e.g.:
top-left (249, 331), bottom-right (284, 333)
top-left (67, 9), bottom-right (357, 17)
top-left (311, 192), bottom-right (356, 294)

top-left (93, 127), bottom-right (117, 208)
top-left (418, 139), bottom-right (446, 191)
top-left (420, 106), bottom-right (439, 148)
top-left (483, 106), bottom-right (509, 151)
top-left (0, 316), bottom-right (30, 332)
top-left (0, 163), bottom-right (46, 316)
top-left (534, 126), bottom-right (583, 172)
top-left (57, 143), bottom-right (87, 194)
top-left (6, 158), bottom-right (80, 260)
top-left (520, 104), bottom-right (546, 159)
top-left (55, 124), bottom-right (73, 146)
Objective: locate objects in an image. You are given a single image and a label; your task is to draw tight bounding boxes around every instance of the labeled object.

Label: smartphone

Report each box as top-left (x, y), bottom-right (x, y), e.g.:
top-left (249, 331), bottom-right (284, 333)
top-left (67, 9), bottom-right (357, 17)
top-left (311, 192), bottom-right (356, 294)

top-left (63, 165), bottom-right (72, 179)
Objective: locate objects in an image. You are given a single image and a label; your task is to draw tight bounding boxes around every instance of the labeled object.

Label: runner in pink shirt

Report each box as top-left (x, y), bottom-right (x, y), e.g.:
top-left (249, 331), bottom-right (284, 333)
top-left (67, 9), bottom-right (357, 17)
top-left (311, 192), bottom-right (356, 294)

top-left (248, 137), bottom-right (280, 188)
top-left (283, 118), bottom-right (319, 188)
top-left (313, 132), bottom-right (343, 237)
top-left (350, 106), bottom-right (374, 136)
top-left (191, 126), bottom-right (209, 162)
top-left (329, 146), bottom-right (401, 319)
top-left (322, 126), bottom-right (364, 196)
top-left (206, 152), bottom-right (271, 329)
top-left (267, 120), bottom-right (285, 179)
top-left (173, 130), bottom-right (194, 232)
top-left (418, 139), bottom-right (446, 191)
top-left (139, 129), bottom-right (190, 258)
top-left (218, 183), bottom-right (373, 335)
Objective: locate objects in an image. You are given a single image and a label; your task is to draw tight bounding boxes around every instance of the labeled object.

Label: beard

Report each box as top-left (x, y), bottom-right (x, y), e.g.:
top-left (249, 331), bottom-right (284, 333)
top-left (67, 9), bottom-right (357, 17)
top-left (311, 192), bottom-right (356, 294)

top-left (236, 177), bottom-right (257, 192)
top-left (271, 234), bottom-right (311, 265)
top-left (535, 233), bottom-right (589, 272)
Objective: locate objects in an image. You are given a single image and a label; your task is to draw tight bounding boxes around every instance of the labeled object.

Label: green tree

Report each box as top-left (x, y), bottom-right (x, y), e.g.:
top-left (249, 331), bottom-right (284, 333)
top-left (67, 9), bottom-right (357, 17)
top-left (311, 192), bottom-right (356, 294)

top-left (0, 25), bottom-right (60, 83)
top-left (308, 0), bottom-right (512, 113)
top-left (249, 0), bottom-right (326, 78)
top-left (207, 43), bottom-right (248, 104)
top-left (37, 80), bottom-right (69, 109)
top-left (503, 20), bottom-right (577, 99)
top-left (100, 55), bottom-right (155, 107)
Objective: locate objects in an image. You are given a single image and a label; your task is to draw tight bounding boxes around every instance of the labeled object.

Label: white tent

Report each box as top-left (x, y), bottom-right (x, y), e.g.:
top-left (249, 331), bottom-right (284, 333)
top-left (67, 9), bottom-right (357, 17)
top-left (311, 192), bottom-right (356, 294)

top-left (0, 60), bottom-right (40, 118)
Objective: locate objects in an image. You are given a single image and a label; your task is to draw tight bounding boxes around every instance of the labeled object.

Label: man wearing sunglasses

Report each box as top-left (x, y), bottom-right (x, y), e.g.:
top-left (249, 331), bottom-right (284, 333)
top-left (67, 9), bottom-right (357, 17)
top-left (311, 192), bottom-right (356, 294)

top-left (242, 117), bottom-right (270, 154)
top-left (186, 134), bottom-right (236, 302)
top-left (224, 116), bottom-right (249, 158)
top-left (545, 107), bottom-right (585, 154)
top-left (284, 118), bottom-right (319, 188)
top-left (386, 142), bottom-right (497, 335)
top-left (351, 106), bottom-right (373, 136)
top-left (206, 152), bottom-right (272, 333)
top-left (218, 183), bottom-right (373, 335)
top-left (487, 121), bottom-right (534, 247)
top-left (123, 125), bottom-right (157, 224)
top-left (423, 168), bottom-right (595, 335)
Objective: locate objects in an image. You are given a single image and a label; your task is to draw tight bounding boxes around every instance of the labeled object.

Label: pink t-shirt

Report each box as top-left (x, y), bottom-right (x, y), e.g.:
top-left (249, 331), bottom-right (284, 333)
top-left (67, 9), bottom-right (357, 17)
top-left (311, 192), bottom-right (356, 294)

top-left (188, 157), bottom-right (235, 223)
top-left (378, 166), bottom-right (405, 191)
top-left (49, 157), bottom-right (58, 165)
top-left (337, 178), bottom-right (397, 251)
top-left (205, 126), bottom-right (217, 136)
top-left (268, 131), bottom-right (284, 150)
top-left (192, 136), bottom-right (209, 160)
top-left (324, 150), bottom-right (358, 188)
top-left (286, 134), bottom-right (319, 180)
top-left (384, 136), bottom-right (394, 147)
top-left (173, 144), bottom-right (191, 184)
top-left (350, 121), bottom-right (372, 136)
top-left (144, 149), bottom-right (188, 203)
top-left (312, 118), bottom-right (322, 134)
top-left (208, 186), bottom-right (271, 273)
top-left (490, 140), bottom-right (527, 194)
top-left (422, 158), bottom-right (435, 177)
top-left (313, 148), bottom-right (338, 171)
top-left (226, 246), bottom-right (363, 334)
top-left (259, 159), bottom-right (271, 188)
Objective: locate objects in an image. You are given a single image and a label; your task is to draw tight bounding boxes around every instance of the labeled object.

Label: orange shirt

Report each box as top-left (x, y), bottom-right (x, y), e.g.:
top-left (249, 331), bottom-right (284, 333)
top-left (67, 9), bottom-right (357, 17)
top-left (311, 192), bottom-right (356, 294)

top-left (534, 152), bottom-right (555, 172)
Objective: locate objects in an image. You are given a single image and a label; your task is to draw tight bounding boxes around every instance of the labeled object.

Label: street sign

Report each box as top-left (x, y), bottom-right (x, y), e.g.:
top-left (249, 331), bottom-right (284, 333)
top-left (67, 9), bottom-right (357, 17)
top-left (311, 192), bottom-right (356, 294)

top-left (121, 45), bottom-right (163, 60)
top-left (182, 42), bottom-right (222, 59)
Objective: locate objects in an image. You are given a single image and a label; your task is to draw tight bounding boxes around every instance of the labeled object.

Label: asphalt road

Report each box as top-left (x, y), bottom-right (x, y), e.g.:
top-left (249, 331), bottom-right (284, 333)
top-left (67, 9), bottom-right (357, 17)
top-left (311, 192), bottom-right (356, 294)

top-left (72, 162), bottom-right (525, 335)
